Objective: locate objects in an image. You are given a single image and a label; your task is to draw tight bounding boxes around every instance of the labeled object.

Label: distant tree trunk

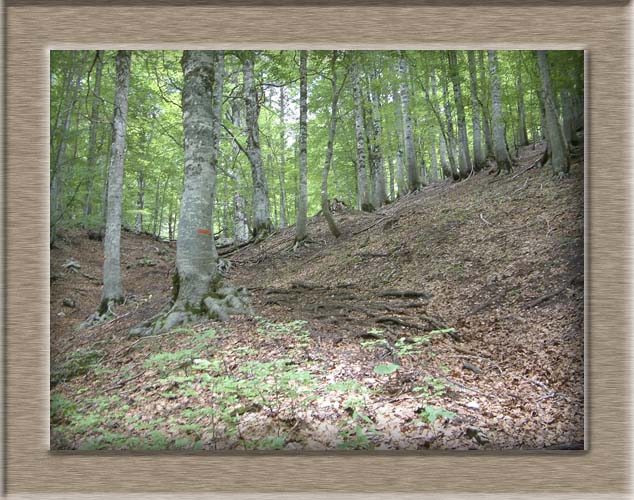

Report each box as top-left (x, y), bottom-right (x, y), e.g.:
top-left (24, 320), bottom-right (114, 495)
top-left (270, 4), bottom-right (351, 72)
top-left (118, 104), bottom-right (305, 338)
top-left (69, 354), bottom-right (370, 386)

top-left (516, 52), bottom-right (529, 147)
top-left (210, 50), bottom-right (225, 230)
top-left (295, 50), bottom-right (309, 243)
top-left (391, 83), bottom-right (407, 195)
top-left (430, 133), bottom-right (439, 182)
top-left (398, 53), bottom-right (421, 192)
top-left (487, 50), bottom-right (513, 174)
top-left (135, 170), bottom-right (144, 233)
top-left (448, 51), bottom-right (471, 178)
top-left (243, 51), bottom-right (272, 238)
top-left (83, 50), bottom-right (104, 227)
top-left (467, 50), bottom-right (485, 170)
top-left (100, 50), bottom-right (131, 313)
top-left (321, 51), bottom-right (343, 239)
top-left (478, 51), bottom-right (494, 157)
top-left (368, 70), bottom-right (388, 207)
top-left (536, 50), bottom-right (569, 176)
top-left (352, 57), bottom-right (372, 211)
top-left (278, 86), bottom-right (288, 228)
top-left (560, 88), bottom-right (579, 147)
top-left (50, 56), bottom-right (82, 246)
top-left (229, 74), bottom-right (250, 243)
top-left (387, 156), bottom-right (395, 198)
top-left (152, 178), bottom-right (161, 236)
top-left (441, 72), bottom-right (460, 180)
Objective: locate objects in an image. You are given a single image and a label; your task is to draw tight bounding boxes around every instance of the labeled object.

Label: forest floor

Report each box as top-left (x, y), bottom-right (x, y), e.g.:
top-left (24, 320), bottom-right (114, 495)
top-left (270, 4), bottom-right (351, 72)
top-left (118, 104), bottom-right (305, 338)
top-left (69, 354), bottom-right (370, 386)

top-left (50, 141), bottom-right (584, 451)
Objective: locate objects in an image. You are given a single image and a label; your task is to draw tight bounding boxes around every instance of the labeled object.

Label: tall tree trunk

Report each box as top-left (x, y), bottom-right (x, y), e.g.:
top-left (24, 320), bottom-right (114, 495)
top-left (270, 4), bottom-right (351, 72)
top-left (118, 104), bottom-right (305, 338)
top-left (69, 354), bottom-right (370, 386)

top-left (229, 74), bottom-right (250, 243)
top-left (321, 50), bottom-right (342, 239)
top-left (278, 86), bottom-right (287, 228)
top-left (50, 56), bottom-right (82, 246)
top-left (448, 51), bottom-right (471, 178)
top-left (210, 51), bottom-right (225, 231)
top-left (487, 50), bottom-right (513, 174)
top-left (242, 51), bottom-right (272, 238)
top-left (295, 50), bottom-right (309, 243)
top-left (536, 50), bottom-right (569, 176)
top-left (100, 50), bottom-right (131, 313)
top-left (516, 52), bottom-right (529, 147)
top-left (441, 71), bottom-right (460, 180)
top-left (398, 52), bottom-right (421, 192)
top-left (169, 51), bottom-right (228, 324)
top-left (152, 177), bottom-right (161, 236)
top-left (352, 57), bottom-right (372, 211)
top-left (478, 51), bottom-right (494, 157)
top-left (467, 50), bottom-right (485, 170)
top-left (560, 88), bottom-right (578, 147)
top-left (135, 170), bottom-right (145, 233)
top-left (83, 50), bottom-right (104, 227)
top-left (430, 133), bottom-right (439, 182)
top-left (391, 83), bottom-right (407, 195)
top-left (368, 69), bottom-right (388, 207)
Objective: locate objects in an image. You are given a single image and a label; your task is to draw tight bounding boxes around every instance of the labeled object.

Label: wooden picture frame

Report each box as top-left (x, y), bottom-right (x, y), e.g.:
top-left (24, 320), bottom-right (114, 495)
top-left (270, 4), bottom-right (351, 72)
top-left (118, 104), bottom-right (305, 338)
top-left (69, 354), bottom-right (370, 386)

top-left (4, 0), bottom-right (630, 497)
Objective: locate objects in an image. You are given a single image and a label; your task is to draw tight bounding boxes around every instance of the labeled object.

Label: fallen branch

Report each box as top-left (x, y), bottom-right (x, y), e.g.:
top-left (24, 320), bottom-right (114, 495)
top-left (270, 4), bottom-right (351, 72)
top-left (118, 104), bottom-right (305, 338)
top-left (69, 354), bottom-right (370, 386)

top-left (103, 371), bottom-right (145, 392)
top-left (465, 286), bottom-right (517, 317)
top-left (351, 217), bottom-right (388, 236)
top-left (525, 273), bottom-right (581, 308)
top-left (479, 213), bottom-right (491, 225)
top-left (378, 290), bottom-right (430, 299)
top-left (375, 316), bottom-right (422, 329)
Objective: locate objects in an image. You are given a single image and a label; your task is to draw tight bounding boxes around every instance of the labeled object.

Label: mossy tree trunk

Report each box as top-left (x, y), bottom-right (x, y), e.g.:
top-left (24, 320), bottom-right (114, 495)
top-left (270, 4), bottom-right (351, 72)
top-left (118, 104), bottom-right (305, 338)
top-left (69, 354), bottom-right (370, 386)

top-left (295, 50), bottom-right (309, 243)
top-left (352, 56), bottom-right (372, 211)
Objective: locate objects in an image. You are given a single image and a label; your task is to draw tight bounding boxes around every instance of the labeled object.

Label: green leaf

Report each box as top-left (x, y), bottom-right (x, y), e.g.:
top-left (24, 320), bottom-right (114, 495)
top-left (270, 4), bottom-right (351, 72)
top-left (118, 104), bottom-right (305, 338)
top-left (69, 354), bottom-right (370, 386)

top-left (373, 362), bottom-right (400, 375)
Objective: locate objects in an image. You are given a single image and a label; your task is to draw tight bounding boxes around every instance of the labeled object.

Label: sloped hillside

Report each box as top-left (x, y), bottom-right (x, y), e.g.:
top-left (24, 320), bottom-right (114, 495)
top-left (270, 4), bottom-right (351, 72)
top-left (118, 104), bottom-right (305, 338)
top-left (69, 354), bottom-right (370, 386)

top-left (50, 142), bottom-right (584, 450)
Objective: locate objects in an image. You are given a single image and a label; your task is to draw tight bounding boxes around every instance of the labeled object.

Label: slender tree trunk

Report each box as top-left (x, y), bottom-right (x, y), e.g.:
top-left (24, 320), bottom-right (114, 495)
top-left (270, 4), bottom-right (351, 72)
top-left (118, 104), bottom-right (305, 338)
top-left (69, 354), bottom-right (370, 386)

top-left (321, 50), bottom-right (342, 239)
top-left (398, 52), bottom-right (421, 192)
top-left (242, 51), bottom-right (272, 237)
top-left (442, 71), bottom-right (460, 180)
top-left (50, 56), bottom-right (82, 245)
top-left (478, 51), bottom-right (494, 157)
top-left (536, 50), bottom-right (569, 176)
top-left (387, 156), bottom-right (395, 198)
top-left (391, 83), bottom-right (407, 195)
top-left (229, 74), bottom-right (250, 243)
top-left (295, 50), bottom-right (309, 243)
top-left (352, 57), bottom-right (372, 211)
top-left (135, 170), bottom-right (144, 233)
top-left (368, 70), bottom-right (388, 207)
top-left (448, 51), bottom-right (471, 178)
top-left (430, 133), bottom-right (439, 182)
top-left (83, 50), bottom-right (104, 227)
top-left (516, 52), bottom-right (529, 147)
top-left (100, 50), bottom-right (131, 312)
top-left (152, 178), bottom-right (161, 236)
top-left (487, 50), bottom-right (513, 174)
top-left (561, 88), bottom-right (578, 147)
top-left (467, 51), bottom-right (485, 170)
top-left (210, 51), bottom-right (225, 231)
top-left (278, 86), bottom-right (287, 228)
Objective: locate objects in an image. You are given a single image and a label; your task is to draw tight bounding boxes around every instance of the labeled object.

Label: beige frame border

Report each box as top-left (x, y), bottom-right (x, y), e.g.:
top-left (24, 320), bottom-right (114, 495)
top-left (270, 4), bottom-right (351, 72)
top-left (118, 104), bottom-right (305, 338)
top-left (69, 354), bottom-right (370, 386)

top-left (4, 3), bottom-right (631, 498)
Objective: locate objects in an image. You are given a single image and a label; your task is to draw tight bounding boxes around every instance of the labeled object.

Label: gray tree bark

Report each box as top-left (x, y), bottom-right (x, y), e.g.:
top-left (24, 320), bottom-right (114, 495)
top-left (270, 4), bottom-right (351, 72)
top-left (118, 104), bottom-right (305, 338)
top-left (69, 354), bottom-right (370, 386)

top-left (467, 51), bottom-right (485, 170)
top-left (391, 83), bottom-right (407, 195)
top-left (83, 50), bottom-right (104, 227)
top-left (478, 51), bottom-right (494, 157)
top-left (229, 73), bottom-right (250, 243)
top-left (441, 71), bottom-right (460, 179)
top-left (243, 51), bottom-right (272, 237)
top-left (100, 50), bottom-right (131, 312)
top-left (295, 50), bottom-right (309, 243)
top-left (398, 52), bottom-right (421, 192)
top-left (516, 52), bottom-right (529, 147)
top-left (368, 69), bottom-right (388, 207)
top-left (278, 86), bottom-right (288, 228)
top-left (448, 51), bottom-right (471, 178)
top-left (321, 50), bottom-right (342, 239)
top-left (536, 50), bottom-right (569, 176)
top-left (487, 50), bottom-right (513, 174)
top-left (352, 57), bottom-right (372, 211)
top-left (430, 132), bottom-right (439, 182)
top-left (135, 170), bottom-right (144, 233)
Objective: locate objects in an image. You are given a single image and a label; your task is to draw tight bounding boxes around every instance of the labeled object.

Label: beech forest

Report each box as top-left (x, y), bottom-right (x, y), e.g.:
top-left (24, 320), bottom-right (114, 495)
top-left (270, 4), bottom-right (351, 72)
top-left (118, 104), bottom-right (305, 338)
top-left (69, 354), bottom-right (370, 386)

top-left (50, 50), bottom-right (584, 451)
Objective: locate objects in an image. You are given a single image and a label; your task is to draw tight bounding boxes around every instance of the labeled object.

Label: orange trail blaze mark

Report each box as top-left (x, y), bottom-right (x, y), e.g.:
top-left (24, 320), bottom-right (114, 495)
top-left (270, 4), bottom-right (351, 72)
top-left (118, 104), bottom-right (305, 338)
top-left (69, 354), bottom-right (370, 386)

top-left (197, 228), bottom-right (211, 236)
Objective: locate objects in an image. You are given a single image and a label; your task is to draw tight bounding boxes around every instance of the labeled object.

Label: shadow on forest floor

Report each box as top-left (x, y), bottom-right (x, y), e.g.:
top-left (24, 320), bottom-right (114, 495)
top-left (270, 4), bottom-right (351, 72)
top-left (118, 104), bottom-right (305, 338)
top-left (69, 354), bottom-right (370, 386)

top-left (50, 141), bottom-right (584, 451)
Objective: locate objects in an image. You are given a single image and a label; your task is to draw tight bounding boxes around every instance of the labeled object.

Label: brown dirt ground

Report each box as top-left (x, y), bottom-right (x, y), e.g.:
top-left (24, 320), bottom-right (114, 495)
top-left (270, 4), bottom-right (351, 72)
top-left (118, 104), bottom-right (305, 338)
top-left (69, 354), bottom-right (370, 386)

top-left (50, 141), bottom-right (584, 450)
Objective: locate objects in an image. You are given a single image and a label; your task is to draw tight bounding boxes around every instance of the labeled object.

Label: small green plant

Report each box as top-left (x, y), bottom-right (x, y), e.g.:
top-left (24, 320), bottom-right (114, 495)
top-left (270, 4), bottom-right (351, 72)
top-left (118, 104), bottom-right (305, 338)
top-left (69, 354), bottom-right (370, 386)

top-left (50, 393), bottom-right (76, 425)
top-left (418, 406), bottom-right (456, 425)
top-left (373, 362), bottom-right (400, 375)
top-left (144, 348), bottom-right (197, 375)
top-left (414, 376), bottom-right (448, 397)
top-left (51, 348), bottom-right (103, 386)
